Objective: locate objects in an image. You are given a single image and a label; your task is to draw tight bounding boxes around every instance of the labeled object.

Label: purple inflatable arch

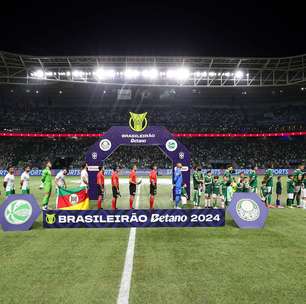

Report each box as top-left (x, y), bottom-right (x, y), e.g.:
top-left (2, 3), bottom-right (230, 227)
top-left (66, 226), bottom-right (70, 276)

top-left (85, 126), bottom-right (191, 200)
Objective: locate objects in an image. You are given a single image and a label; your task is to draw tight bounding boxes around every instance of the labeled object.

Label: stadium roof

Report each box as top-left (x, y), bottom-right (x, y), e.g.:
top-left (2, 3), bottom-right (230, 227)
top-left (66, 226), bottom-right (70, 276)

top-left (1, 51), bottom-right (306, 87)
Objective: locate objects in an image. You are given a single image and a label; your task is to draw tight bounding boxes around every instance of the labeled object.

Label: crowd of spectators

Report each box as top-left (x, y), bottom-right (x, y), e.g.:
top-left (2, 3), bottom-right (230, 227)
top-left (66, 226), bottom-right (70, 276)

top-left (0, 138), bottom-right (304, 170)
top-left (0, 105), bottom-right (305, 133)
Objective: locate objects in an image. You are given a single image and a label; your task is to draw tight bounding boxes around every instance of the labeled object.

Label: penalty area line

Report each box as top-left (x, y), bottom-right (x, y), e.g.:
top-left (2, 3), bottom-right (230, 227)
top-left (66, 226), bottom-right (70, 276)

top-left (117, 185), bottom-right (141, 304)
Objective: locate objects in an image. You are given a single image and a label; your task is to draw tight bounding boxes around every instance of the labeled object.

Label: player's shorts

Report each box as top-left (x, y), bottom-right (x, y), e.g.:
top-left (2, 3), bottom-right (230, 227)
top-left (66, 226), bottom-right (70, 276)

top-left (5, 190), bottom-right (15, 196)
top-left (22, 189), bottom-right (30, 194)
top-left (175, 187), bottom-right (182, 196)
top-left (250, 187), bottom-right (257, 193)
top-left (267, 186), bottom-right (272, 194)
top-left (220, 195), bottom-right (225, 201)
top-left (212, 193), bottom-right (219, 199)
top-left (288, 193), bottom-right (294, 199)
top-left (97, 185), bottom-right (104, 197)
top-left (205, 189), bottom-right (212, 196)
top-left (150, 184), bottom-right (157, 196)
top-left (112, 186), bottom-right (119, 198)
top-left (181, 196), bottom-right (187, 205)
top-left (302, 188), bottom-right (306, 197)
top-left (294, 185), bottom-right (302, 193)
top-left (129, 183), bottom-right (136, 196)
top-left (44, 184), bottom-right (52, 193)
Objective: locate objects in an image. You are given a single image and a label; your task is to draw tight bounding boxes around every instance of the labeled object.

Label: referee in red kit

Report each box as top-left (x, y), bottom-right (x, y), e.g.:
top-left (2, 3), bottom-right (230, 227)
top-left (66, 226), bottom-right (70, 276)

top-left (129, 164), bottom-right (141, 209)
top-left (96, 166), bottom-right (105, 209)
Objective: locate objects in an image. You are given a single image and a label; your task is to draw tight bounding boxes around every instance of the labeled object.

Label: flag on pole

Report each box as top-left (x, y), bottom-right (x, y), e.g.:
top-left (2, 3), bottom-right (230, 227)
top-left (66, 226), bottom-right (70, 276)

top-left (56, 186), bottom-right (90, 210)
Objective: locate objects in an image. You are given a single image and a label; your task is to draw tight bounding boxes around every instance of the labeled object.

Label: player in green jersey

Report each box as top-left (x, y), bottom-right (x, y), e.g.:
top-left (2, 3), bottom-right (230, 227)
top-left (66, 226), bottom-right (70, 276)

top-left (302, 171), bottom-right (306, 209)
top-left (212, 176), bottom-right (221, 208)
top-left (204, 170), bottom-right (213, 208)
top-left (192, 165), bottom-right (203, 208)
top-left (181, 183), bottom-right (188, 207)
top-left (287, 175), bottom-right (295, 208)
top-left (224, 164), bottom-right (234, 186)
top-left (237, 173), bottom-right (245, 192)
top-left (40, 160), bottom-right (52, 210)
top-left (293, 163), bottom-right (304, 207)
top-left (220, 176), bottom-right (228, 208)
top-left (242, 176), bottom-right (250, 192)
top-left (249, 166), bottom-right (258, 193)
top-left (264, 164), bottom-right (273, 207)
top-left (260, 180), bottom-right (269, 207)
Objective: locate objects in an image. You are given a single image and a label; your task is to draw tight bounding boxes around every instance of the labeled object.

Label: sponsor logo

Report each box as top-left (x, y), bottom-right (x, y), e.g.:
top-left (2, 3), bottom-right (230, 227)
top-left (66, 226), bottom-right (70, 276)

top-left (92, 152), bottom-right (97, 160)
top-left (129, 112), bottom-right (148, 132)
top-left (4, 199), bottom-right (32, 225)
top-left (45, 213), bottom-right (56, 224)
top-left (181, 166), bottom-right (189, 172)
top-left (236, 199), bottom-right (260, 221)
top-left (99, 139), bottom-right (112, 151)
top-left (69, 194), bottom-right (79, 205)
top-left (179, 152), bottom-right (185, 159)
top-left (166, 139), bottom-right (178, 152)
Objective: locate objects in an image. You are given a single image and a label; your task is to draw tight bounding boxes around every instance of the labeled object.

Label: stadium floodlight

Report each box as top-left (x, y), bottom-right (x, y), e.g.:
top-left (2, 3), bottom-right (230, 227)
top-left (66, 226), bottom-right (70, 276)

top-left (142, 68), bottom-right (158, 79)
top-left (235, 70), bottom-right (244, 79)
top-left (208, 71), bottom-right (216, 77)
top-left (31, 69), bottom-right (45, 79)
top-left (93, 68), bottom-right (116, 80)
top-left (124, 69), bottom-right (140, 79)
top-left (45, 71), bottom-right (53, 77)
top-left (194, 71), bottom-right (207, 78)
top-left (72, 70), bottom-right (85, 78)
top-left (223, 72), bottom-right (231, 77)
top-left (166, 68), bottom-right (190, 81)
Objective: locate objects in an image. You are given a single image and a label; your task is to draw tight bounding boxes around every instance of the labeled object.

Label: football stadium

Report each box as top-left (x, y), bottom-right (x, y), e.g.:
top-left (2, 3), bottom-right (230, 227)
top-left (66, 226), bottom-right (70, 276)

top-left (0, 50), bottom-right (305, 304)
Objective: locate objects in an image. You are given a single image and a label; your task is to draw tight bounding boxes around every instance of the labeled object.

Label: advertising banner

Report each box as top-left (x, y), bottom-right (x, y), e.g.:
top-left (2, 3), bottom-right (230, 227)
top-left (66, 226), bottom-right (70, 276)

top-left (43, 208), bottom-right (225, 228)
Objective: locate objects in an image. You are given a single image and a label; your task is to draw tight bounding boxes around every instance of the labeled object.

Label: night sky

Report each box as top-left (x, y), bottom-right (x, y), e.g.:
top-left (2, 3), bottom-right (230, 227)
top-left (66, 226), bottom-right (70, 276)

top-left (1, 1), bottom-right (305, 57)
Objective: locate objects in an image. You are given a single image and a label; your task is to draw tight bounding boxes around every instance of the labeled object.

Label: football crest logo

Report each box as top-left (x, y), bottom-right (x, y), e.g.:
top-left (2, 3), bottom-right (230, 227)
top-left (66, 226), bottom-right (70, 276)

top-left (45, 213), bottom-right (56, 224)
top-left (129, 112), bottom-right (148, 132)
top-left (4, 200), bottom-right (32, 225)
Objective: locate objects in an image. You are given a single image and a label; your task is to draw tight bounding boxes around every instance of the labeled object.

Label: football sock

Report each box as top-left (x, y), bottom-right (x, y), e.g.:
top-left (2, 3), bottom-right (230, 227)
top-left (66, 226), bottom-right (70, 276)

top-left (175, 195), bottom-right (180, 208)
top-left (97, 196), bottom-right (102, 209)
top-left (129, 196), bottom-right (134, 209)
top-left (150, 195), bottom-right (154, 209)
top-left (112, 198), bottom-right (117, 209)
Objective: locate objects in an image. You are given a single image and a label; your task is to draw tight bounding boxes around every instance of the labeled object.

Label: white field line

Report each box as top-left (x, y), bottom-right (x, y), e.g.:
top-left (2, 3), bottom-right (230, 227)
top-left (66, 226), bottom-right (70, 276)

top-left (116, 184), bottom-right (141, 304)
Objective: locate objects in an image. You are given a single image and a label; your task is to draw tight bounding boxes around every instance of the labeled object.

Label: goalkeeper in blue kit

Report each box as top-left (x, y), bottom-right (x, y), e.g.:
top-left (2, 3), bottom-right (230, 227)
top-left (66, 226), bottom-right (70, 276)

top-left (173, 163), bottom-right (183, 209)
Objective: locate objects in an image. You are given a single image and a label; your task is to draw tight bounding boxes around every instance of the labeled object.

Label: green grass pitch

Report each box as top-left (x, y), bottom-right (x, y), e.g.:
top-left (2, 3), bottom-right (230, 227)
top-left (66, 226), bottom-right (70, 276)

top-left (0, 176), bottom-right (306, 304)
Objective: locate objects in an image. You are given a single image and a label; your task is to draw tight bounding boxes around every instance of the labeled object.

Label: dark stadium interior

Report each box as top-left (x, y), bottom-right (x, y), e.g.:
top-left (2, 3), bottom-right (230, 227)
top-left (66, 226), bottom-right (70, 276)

top-left (0, 84), bottom-right (305, 169)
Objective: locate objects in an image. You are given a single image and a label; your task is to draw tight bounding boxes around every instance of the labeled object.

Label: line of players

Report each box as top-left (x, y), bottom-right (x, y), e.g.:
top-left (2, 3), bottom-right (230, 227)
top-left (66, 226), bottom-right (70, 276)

top-left (2, 161), bottom-right (306, 210)
top-left (191, 163), bottom-right (306, 209)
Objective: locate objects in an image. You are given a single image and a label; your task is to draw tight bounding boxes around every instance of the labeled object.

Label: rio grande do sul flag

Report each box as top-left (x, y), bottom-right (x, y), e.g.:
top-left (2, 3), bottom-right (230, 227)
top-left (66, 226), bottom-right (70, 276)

top-left (56, 186), bottom-right (89, 210)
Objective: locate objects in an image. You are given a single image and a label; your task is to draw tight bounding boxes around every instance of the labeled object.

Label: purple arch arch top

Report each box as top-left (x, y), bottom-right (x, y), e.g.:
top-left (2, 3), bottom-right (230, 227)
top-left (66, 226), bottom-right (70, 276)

top-left (85, 126), bottom-right (191, 200)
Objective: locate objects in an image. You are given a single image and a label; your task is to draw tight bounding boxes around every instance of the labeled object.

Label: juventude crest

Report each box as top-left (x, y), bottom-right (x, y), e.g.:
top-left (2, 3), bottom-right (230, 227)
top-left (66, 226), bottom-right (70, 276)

top-left (129, 112), bottom-right (148, 132)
